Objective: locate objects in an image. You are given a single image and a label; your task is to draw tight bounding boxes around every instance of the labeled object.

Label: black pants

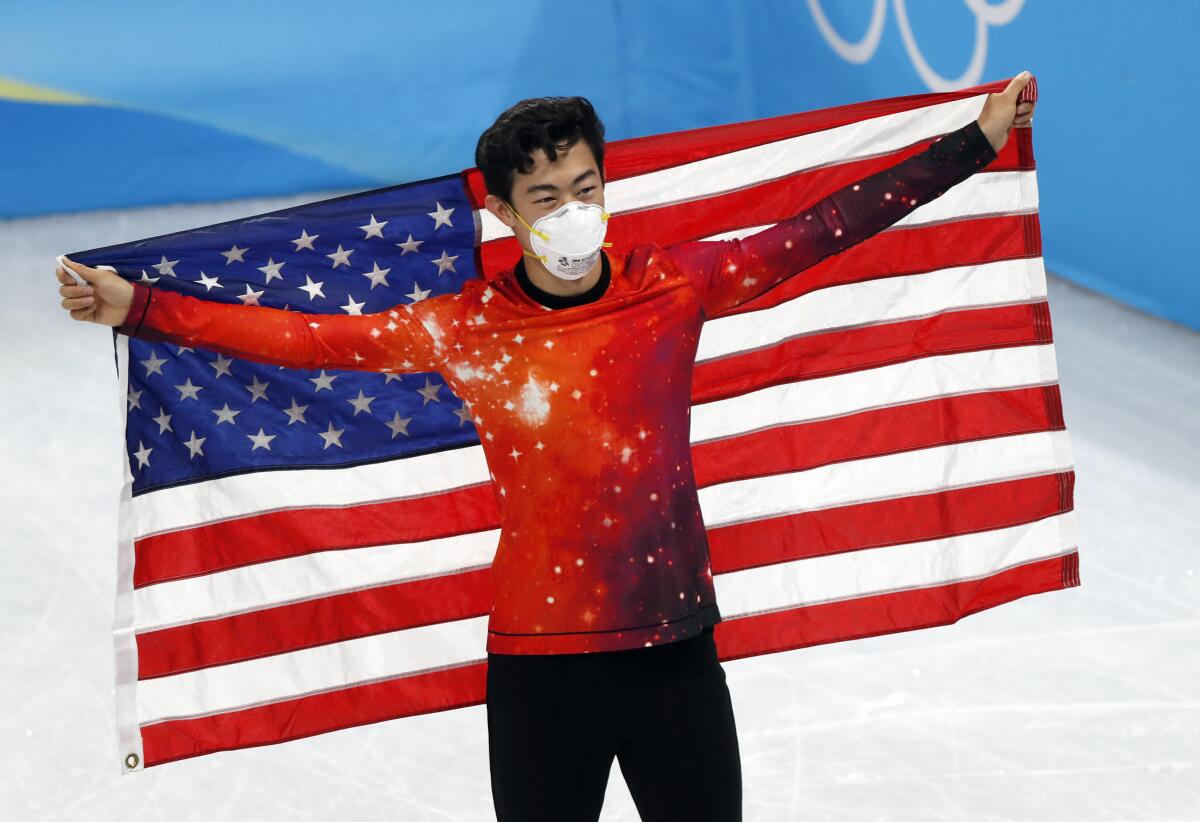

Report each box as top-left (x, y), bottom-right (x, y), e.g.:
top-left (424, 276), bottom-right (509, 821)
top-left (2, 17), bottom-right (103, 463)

top-left (486, 626), bottom-right (742, 821)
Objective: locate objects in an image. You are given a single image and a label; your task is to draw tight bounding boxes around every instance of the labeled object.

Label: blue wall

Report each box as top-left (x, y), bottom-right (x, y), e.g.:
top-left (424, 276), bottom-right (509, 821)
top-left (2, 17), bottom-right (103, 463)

top-left (2, 1), bottom-right (1196, 329)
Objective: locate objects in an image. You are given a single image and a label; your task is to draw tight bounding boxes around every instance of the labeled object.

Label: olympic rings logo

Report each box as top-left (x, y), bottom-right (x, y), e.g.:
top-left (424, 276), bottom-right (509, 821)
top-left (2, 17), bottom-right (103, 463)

top-left (806, 0), bottom-right (1025, 91)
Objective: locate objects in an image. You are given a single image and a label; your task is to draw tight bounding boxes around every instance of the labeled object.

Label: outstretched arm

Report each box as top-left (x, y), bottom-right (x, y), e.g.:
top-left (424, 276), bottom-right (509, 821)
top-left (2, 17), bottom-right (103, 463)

top-left (666, 72), bottom-right (1035, 319)
top-left (666, 118), bottom-right (997, 318)
top-left (113, 280), bottom-right (458, 373)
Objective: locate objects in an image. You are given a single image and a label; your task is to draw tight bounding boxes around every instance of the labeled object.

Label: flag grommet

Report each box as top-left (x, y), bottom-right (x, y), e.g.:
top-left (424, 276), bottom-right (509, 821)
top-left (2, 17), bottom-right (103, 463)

top-left (124, 752), bottom-right (140, 769)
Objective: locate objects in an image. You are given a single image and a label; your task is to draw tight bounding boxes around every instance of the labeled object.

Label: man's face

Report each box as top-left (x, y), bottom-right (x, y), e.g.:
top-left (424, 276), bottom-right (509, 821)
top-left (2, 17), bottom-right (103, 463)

top-left (485, 139), bottom-right (605, 254)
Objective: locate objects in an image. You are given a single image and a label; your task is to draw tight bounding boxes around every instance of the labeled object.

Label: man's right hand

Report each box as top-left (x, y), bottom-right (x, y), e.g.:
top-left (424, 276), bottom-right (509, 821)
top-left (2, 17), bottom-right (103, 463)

top-left (55, 256), bottom-right (134, 327)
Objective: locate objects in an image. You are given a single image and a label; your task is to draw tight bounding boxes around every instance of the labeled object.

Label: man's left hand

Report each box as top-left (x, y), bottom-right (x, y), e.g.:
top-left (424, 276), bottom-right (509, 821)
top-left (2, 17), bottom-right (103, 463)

top-left (977, 71), bottom-right (1036, 154)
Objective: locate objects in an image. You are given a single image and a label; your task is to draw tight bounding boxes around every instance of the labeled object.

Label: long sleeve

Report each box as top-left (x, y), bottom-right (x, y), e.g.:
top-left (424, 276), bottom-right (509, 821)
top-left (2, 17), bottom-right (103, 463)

top-left (116, 280), bottom-right (459, 374)
top-left (665, 118), bottom-right (998, 318)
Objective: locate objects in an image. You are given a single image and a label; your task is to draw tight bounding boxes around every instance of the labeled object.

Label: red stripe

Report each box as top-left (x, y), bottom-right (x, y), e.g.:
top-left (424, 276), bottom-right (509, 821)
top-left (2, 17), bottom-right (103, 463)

top-left (133, 480), bottom-right (500, 589)
top-left (694, 302), bottom-right (1051, 405)
top-left (707, 472), bottom-right (1074, 575)
top-left (464, 76), bottom-right (1019, 210)
top-left (137, 567), bottom-right (494, 680)
top-left (137, 394), bottom-right (1067, 679)
top-left (140, 659), bottom-right (488, 769)
top-left (139, 545), bottom-right (1071, 770)
top-left (713, 547), bottom-right (1077, 663)
top-left (692, 385), bottom-right (1065, 490)
top-left (477, 136), bottom-right (1030, 278)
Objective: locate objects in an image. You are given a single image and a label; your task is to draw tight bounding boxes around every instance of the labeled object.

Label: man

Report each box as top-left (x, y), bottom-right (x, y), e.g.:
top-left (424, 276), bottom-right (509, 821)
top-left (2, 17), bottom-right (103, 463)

top-left (55, 74), bottom-right (1034, 821)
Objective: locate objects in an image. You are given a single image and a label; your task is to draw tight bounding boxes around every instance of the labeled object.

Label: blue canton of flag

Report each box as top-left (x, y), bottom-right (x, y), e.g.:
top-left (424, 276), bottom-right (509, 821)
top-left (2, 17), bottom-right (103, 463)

top-left (70, 175), bottom-right (481, 494)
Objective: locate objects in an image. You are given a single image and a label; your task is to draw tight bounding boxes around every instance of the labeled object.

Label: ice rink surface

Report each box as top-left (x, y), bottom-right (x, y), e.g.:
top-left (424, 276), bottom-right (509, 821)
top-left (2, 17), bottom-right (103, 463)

top-left (2, 194), bottom-right (1196, 821)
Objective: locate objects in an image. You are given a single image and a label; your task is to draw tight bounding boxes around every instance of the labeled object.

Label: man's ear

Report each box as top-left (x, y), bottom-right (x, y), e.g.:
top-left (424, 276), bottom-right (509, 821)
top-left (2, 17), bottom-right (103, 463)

top-left (484, 194), bottom-right (516, 229)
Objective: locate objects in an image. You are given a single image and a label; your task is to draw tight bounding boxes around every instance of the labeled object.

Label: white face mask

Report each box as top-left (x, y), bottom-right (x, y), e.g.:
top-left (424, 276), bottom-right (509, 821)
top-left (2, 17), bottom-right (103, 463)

top-left (507, 200), bottom-right (611, 281)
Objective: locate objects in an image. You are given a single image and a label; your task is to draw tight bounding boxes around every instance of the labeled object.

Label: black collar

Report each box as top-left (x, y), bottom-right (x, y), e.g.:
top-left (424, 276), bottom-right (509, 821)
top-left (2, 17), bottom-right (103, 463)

top-left (515, 251), bottom-right (610, 309)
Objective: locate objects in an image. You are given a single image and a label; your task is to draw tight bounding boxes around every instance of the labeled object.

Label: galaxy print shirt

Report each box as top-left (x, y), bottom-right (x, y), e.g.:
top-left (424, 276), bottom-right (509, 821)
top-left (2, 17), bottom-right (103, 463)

top-left (118, 119), bottom-right (997, 655)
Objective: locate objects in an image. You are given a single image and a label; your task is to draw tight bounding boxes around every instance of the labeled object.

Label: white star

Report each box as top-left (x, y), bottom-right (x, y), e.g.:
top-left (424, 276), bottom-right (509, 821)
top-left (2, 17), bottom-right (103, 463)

top-left (132, 440), bottom-right (152, 469)
top-left (326, 244), bottom-right (354, 268)
top-left (417, 377), bottom-right (442, 405)
top-left (211, 403), bottom-right (241, 425)
top-left (152, 256), bottom-right (179, 277)
top-left (195, 271), bottom-right (222, 292)
top-left (385, 411), bottom-right (412, 438)
top-left (298, 274), bottom-right (326, 301)
top-left (139, 352), bottom-right (167, 377)
top-left (430, 250), bottom-right (458, 275)
top-left (175, 378), bottom-right (202, 401)
top-left (247, 427), bottom-right (276, 451)
top-left (544, 339), bottom-right (554, 349)
top-left (317, 421), bottom-right (345, 449)
top-left (362, 262), bottom-right (392, 290)
top-left (137, 270), bottom-right (161, 285)
top-left (237, 284), bottom-right (266, 305)
top-left (309, 370), bottom-right (337, 392)
top-left (220, 244), bottom-right (248, 264)
top-left (291, 229), bottom-right (318, 251)
top-left (509, 446), bottom-right (522, 461)
top-left (258, 257), bottom-right (286, 283)
top-left (427, 201), bottom-right (455, 229)
top-left (396, 233), bottom-right (424, 254)
top-left (346, 389), bottom-right (377, 416)
top-left (359, 214), bottom-right (387, 239)
top-left (282, 398), bottom-right (309, 425)
top-left (152, 409), bottom-right (173, 434)
top-left (245, 375), bottom-right (270, 404)
top-left (452, 404), bottom-right (473, 426)
top-left (406, 282), bottom-right (432, 303)
top-left (208, 354), bottom-right (234, 379)
top-left (183, 431), bottom-right (206, 459)
top-left (340, 294), bottom-right (366, 315)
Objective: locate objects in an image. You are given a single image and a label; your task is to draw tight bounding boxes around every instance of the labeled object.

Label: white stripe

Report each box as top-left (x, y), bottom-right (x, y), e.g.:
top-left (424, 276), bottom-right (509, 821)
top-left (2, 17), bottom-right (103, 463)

top-left (699, 170), bottom-right (1036, 245)
top-left (697, 430), bottom-right (1074, 529)
top-left (696, 254), bottom-right (1046, 362)
top-left (136, 615), bottom-right (489, 726)
top-left (135, 508), bottom-right (1073, 725)
top-left (134, 528), bottom-right (500, 633)
top-left (478, 94), bottom-right (988, 242)
top-left (715, 511), bottom-right (1076, 617)
top-left (132, 439), bottom-right (491, 537)
top-left (137, 417), bottom-right (1066, 634)
top-left (691, 343), bottom-right (1060, 444)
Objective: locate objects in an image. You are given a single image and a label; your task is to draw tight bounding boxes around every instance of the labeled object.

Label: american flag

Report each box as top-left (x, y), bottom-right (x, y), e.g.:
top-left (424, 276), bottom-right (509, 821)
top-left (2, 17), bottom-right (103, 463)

top-left (72, 74), bottom-right (1078, 774)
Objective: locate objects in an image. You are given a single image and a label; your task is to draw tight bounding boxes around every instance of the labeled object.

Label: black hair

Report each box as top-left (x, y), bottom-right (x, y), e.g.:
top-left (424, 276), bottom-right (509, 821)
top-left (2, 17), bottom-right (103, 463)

top-left (474, 96), bottom-right (607, 204)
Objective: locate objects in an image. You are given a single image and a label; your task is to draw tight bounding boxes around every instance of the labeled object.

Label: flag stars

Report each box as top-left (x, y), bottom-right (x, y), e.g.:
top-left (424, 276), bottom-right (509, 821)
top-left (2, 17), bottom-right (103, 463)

top-left (175, 378), bottom-right (203, 401)
top-left (139, 352), bottom-right (167, 377)
top-left (152, 256), bottom-right (179, 277)
top-left (340, 295), bottom-right (366, 315)
top-left (299, 275), bottom-right (326, 301)
top-left (258, 257), bottom-right (286, 283)
top-left (221, 244), bottom-right (249, 264)
top-left (152, 409), bottom-right (173, 435)
top-left (431, 250), bottom-right (459, 275)
top-left (385, 412), bottom-right (412, 438)
top-left (127, 387), bottom-right (144, 411)
top-left (132, 440), bottom-right (153, 469)
top-left (245, 375), bottom-right (271, 403)
top-left (212, 403), bottom-right (241, 425)
top-left (282, 398), bottom-right (309, 425)
top-left (238, 284), bottom-right (265, 305)
top-left (417, 377), bottom-right (443, 405)
top-left (195, 271), bottom-right (222, 291)
top-left (183, 431), bottom-right (206, 459)
top-left (362, 262), bottom-right (392, 289)
top-left (317, 421), bottom-right (345, 449)
top-left (291, 230), bottom-right (318, 251)
top-left (427, 201), bottom-right (455, 229)
top-left (396, 233), bottom-right (423, 255)
top-left (309, 370), bottom-right (337, 392)
top-left (209, 355), bottom-right (234, 379)
top-left (246, 428), bottom-right (276, 451)
top-left (326, 244), bottom-right (354, 268)
top-left (359, 214), bottom-right (388, 239)
top-left (346, 389), bottom-right (377, 416)
top-left (509, 446), bottom-right (522, 461)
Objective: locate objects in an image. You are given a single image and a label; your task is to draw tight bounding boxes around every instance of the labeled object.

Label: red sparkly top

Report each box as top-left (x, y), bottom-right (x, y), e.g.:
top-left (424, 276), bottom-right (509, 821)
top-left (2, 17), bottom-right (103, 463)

top-left (119, 119), bottom-right (996, 654)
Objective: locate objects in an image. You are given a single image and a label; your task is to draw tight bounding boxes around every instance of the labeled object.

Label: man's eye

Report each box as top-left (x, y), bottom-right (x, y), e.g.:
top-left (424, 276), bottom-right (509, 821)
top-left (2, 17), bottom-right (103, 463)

top-left (579, 187), bottom-right (596, 196)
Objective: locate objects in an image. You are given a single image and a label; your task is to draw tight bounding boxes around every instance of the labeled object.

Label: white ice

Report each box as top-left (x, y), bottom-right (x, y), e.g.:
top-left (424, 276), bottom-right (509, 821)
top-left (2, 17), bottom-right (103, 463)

top-left (2, 193), bottom-right (1196, 820)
